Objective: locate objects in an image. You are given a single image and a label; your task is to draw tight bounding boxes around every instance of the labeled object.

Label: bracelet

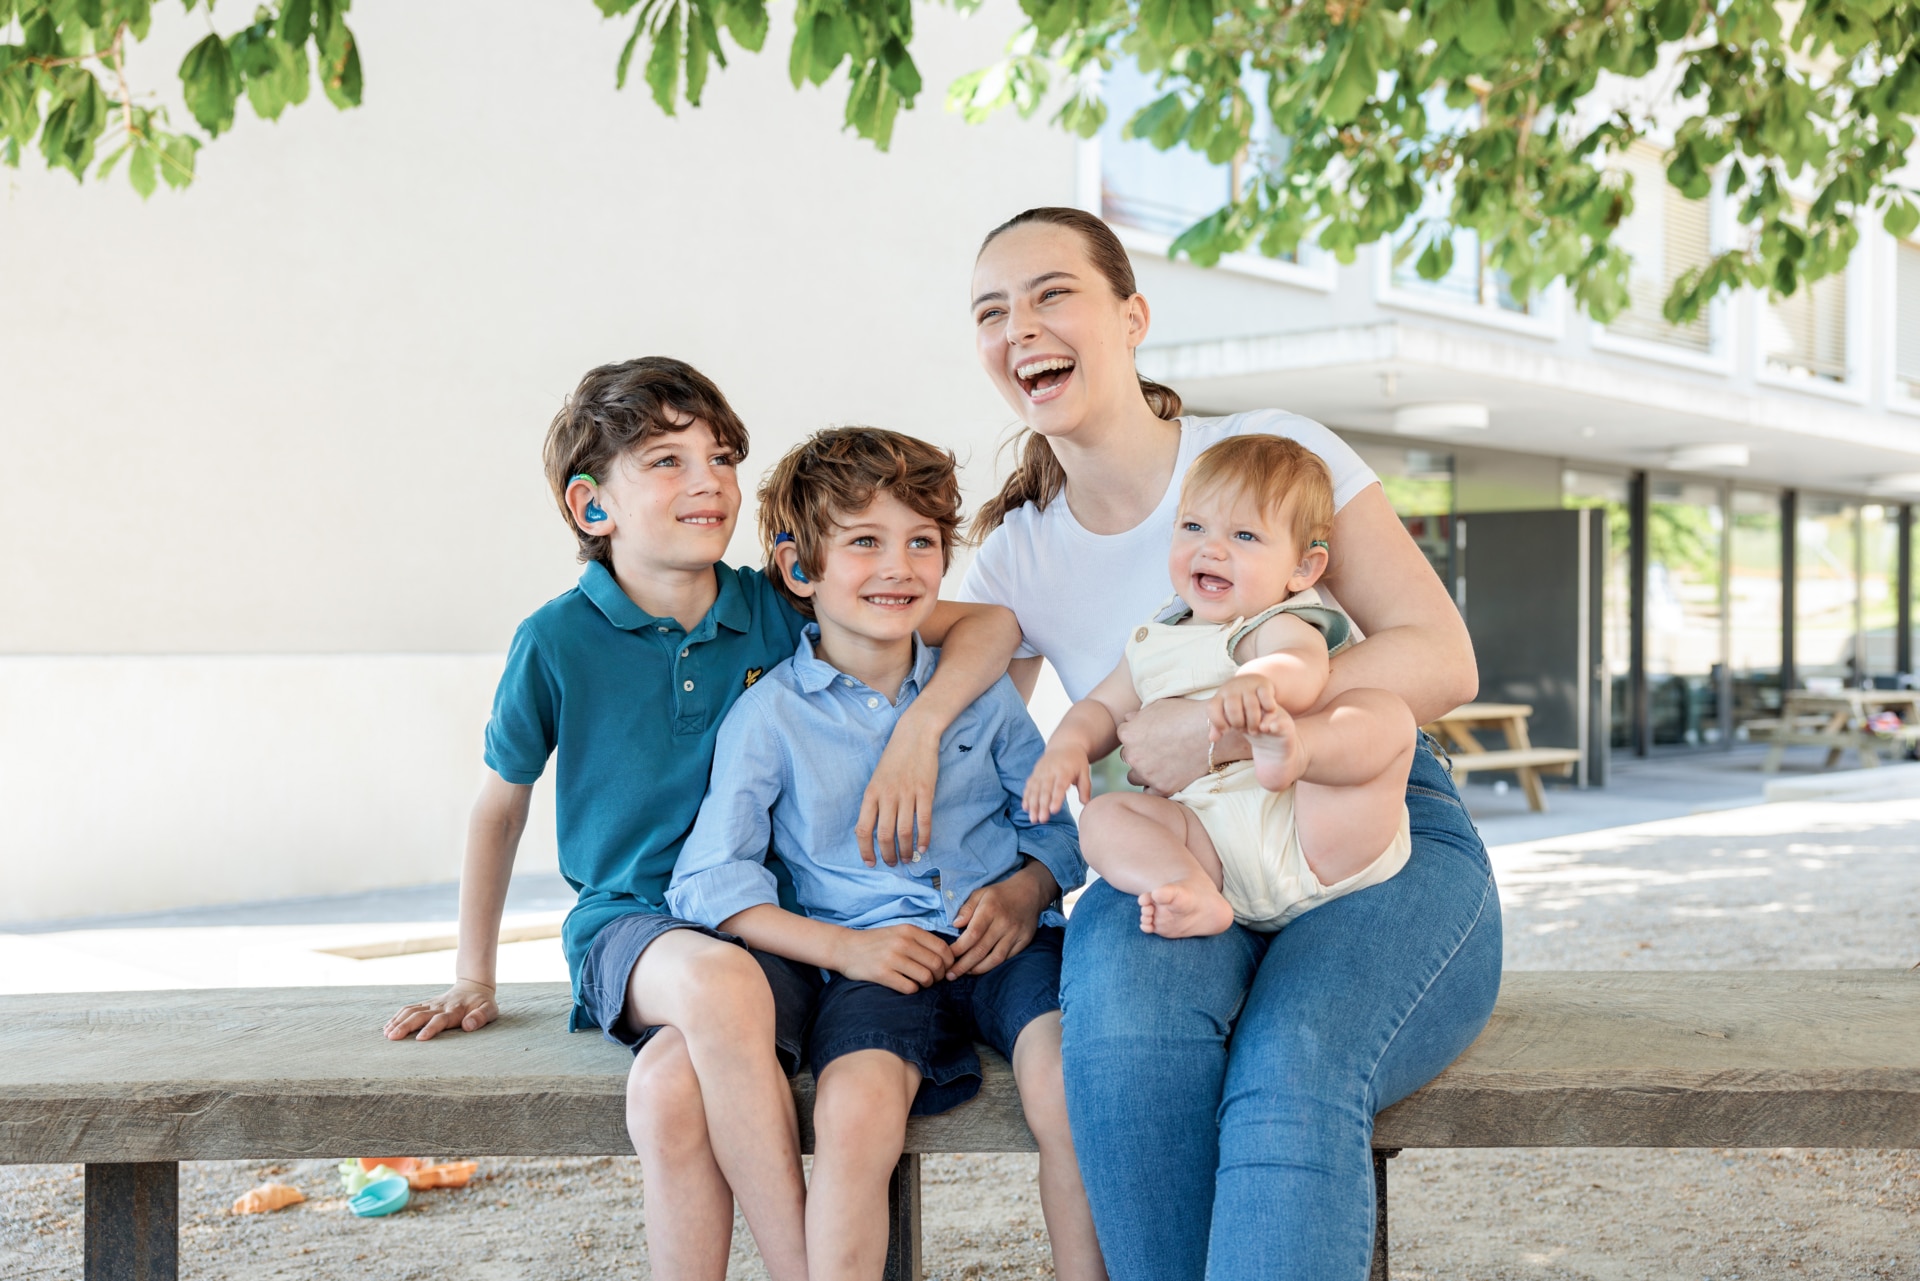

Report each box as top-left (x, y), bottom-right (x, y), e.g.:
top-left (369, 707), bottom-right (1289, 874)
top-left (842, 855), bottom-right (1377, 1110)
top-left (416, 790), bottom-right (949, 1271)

top-left (1207, 739), bottom-right (1230, 775)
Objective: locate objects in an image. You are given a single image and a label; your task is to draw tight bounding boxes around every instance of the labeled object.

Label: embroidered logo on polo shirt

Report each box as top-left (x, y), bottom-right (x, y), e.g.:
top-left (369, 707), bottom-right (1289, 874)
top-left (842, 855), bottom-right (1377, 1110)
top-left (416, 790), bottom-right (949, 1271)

top-left (744, 668), bottom-right (764, 688)
top-left (956, 743), bottom-right (972, 752)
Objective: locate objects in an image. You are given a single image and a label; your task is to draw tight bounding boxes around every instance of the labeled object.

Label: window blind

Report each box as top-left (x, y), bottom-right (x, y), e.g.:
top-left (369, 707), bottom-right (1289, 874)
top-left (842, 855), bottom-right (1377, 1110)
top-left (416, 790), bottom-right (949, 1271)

top-left (1606, 143), bottom-right (1714, 352)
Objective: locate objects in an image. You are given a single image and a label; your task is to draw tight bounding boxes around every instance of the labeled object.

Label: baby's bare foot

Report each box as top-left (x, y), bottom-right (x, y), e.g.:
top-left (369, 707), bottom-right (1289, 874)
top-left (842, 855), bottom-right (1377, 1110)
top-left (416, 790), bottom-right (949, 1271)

top-left (1248, 705), bottom-right (1308, 792)
top-left (1137, 876), bottom-right (1235, 938)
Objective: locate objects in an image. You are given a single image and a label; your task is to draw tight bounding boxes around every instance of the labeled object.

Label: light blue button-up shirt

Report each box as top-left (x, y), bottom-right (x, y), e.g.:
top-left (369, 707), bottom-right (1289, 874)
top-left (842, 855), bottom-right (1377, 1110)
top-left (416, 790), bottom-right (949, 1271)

top-left (667, 628), bottom-right (1082, 935)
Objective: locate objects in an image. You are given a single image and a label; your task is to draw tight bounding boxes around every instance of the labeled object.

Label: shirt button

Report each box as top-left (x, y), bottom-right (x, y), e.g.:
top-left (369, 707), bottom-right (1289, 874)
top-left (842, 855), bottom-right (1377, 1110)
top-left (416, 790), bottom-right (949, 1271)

top-left (1134, 626), bottom-right (1150, 641)
top-left (945, 890), bottom-right (955, 900)
top-left (680, 648), bottom-right (689, 658)
top-left (683, 680), bottom-right (695, 692)
top-left (866, 696), bottom-right (879, 709)
top-left (657, 626), bottom-right (669, 633)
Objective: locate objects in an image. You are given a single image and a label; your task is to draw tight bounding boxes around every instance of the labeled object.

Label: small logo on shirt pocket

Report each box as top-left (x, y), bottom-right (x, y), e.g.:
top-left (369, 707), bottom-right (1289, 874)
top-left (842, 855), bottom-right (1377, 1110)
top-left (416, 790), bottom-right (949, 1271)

top-left (955, 743), bottom-right (972, 752)
top-left (744, 668), bottom-right (764, 688)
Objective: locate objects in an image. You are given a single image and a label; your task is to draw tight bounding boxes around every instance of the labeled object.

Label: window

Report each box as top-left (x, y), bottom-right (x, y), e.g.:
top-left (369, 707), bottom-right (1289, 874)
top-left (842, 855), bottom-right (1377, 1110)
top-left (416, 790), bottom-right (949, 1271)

top-left (1605, 143), bottom-right (1714, 352)
top-left (1895, 240), bottom-right (1920, 398)
top-left (1390, 209), bottom-right (1531, 313)
top-left (1762, 207), bottom-right (1848, 382)
top-left (1098, 60), bottom-right (1294, 260)
top-left (1796, 495), bottom-right (1862, 682)
top-left (1353, 441), bottom-right (1454, 586)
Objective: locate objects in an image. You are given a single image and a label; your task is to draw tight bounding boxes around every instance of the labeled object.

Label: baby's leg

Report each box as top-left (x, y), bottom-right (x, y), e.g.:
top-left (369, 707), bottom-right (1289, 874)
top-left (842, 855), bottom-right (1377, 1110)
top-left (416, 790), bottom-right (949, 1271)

top-left (1283, 689), bottom-right (1419, 885)
top-left (808, 1049), bottom-right (922, 1281)
top-left (1079, 791), bottom-right (1233, 938)
top-left (1010, 1011), bottom-right (1107, 1281)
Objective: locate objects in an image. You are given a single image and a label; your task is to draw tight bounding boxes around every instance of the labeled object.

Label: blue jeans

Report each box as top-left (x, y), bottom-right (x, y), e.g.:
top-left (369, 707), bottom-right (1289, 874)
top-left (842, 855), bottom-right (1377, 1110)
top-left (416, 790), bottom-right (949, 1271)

top-left (1059, 735), bottom-right (1501, 1281)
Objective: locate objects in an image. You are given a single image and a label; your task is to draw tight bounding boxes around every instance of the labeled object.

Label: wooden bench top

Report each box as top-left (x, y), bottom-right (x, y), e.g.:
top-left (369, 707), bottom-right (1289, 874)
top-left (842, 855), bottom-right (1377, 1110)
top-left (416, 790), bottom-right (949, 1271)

top-left (4, 972), bottom-right (1916, 1165)
top-left (1440, 747), bottom-right (1582, 770)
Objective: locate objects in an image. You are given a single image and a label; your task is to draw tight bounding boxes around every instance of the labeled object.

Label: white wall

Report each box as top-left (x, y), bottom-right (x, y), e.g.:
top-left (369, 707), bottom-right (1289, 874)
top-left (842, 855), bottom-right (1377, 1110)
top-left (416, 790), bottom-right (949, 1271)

top-left (0, 0), bottom-right (1074, 919)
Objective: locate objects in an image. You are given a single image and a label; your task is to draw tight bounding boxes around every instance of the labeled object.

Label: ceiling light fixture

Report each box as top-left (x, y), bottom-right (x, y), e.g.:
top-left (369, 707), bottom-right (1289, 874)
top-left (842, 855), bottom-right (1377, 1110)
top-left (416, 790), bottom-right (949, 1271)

top-left (1666, 444), bottom-right (1750, 470)
top-left (1391, 402), bottom-right (1489, 434)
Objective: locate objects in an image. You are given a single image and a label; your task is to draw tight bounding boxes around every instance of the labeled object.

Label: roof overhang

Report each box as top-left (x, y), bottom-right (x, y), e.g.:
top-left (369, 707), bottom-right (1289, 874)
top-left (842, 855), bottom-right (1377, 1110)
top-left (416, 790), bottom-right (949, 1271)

top-left (1138, 321), bottom-right (1920, 496)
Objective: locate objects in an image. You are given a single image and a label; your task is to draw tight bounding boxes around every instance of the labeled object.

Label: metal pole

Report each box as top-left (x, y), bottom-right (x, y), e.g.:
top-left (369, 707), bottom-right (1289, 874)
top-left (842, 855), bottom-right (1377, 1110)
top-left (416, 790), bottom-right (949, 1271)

top-left (1782, 490), bottom-right (1798, 696)
top-left (1628, 471), bottom-right (1650, 755)
top-left (883, 1153), bottom-right (922, 1281)
top-left (1897, 504), bottom-right (1913, 679)
top-left (85, 1162), bottom-right (178, 1281)
top-left (1370, 1148), bottom-right (1400, 1281)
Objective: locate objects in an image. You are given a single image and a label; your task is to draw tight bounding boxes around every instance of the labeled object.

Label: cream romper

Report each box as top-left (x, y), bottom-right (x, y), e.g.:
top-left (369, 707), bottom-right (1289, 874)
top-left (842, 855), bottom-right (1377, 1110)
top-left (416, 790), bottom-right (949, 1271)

top-left (1126, 589), bottom-right (1413, 932)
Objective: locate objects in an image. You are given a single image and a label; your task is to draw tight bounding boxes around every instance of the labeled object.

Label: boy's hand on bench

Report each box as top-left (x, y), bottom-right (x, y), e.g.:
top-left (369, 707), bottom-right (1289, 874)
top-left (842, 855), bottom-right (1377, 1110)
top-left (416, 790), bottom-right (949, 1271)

top-left (383, 980), bottom-right (499, 1041)
top-left (833, 925), bottom-right (956, 993)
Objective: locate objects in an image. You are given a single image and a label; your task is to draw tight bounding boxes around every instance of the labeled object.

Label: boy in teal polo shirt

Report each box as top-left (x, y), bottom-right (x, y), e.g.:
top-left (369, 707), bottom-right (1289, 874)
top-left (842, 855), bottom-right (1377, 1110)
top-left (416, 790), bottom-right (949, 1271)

top-left (383, 357), bottom-right (1020, 1281)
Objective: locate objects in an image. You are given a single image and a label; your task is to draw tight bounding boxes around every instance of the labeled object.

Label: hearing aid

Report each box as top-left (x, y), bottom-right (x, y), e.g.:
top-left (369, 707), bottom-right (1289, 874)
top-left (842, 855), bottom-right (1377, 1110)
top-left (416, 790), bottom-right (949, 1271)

top-left (774, 532), bottom-right (808, 583)
top-left (570, 474), bottom-right (608, 524)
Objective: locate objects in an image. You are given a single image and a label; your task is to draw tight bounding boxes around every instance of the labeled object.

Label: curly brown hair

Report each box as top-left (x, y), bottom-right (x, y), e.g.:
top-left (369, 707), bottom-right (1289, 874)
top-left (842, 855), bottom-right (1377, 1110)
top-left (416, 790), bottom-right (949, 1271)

top-left (756, 427), bottom-right (965, 619)
top-left (542, 357), bottom-right (749, 564)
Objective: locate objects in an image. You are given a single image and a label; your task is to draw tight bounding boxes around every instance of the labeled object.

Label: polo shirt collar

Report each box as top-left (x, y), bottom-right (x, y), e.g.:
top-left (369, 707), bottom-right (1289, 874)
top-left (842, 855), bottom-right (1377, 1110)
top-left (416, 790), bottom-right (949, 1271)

top-left (577, 561), bottom-right (752, 635)
top-left (791, 625), bottom-right (935, 699)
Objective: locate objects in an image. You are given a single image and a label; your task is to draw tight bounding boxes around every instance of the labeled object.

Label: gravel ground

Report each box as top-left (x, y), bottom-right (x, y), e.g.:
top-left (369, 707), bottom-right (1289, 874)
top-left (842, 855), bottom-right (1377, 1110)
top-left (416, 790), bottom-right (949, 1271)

top-left (4, 796), bottom-right (1916, 1279)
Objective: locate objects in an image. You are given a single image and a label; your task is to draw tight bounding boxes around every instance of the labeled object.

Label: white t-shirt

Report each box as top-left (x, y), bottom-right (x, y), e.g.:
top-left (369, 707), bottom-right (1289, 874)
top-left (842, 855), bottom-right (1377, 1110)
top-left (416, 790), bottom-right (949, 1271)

top-left (957, 409), bottom-right (1378, 702)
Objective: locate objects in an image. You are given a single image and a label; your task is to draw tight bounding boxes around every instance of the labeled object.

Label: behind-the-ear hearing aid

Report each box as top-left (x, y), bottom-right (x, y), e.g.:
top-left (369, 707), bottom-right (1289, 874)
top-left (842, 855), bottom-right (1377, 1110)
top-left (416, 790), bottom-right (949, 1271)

top-left (774, 532), bottom-right (808, 582)
top-left (1310, 539), bottom-right (1330, 550)
top-left (571, 474), bottom-right (608, 524)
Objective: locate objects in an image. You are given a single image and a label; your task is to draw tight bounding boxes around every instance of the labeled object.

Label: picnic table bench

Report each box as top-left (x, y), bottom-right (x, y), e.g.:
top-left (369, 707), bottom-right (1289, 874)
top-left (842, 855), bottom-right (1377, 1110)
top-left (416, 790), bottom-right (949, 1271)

top-left (1421, 702), bottom-right (1581, 811)
top-left (1747, 689), bottom-right (1920, 772)
top-left (5, 973), bottom-right (1917, 1281)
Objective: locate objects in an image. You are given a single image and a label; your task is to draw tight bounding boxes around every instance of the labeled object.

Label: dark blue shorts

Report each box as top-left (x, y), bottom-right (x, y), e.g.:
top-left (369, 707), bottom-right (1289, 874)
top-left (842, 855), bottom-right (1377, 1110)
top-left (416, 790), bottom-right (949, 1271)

top-left (809, 925), bottom-right (1064, 1117)
top-left (579, 910), bottom-right (820, 1075)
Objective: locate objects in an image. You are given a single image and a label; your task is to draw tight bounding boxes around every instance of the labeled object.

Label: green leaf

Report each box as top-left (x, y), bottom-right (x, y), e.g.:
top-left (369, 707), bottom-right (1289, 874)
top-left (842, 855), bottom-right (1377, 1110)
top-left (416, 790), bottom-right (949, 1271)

top-left (180, 33), bottom-right (240, 136)
top-left (94, 137), bottom-right (130, 180)
top-left (127, 138), bottom-right (155, 196)
top-left (281, 0), bottom-right (313, 45)
top-left (646, 4), bottom-right (682, 113)
top-left (159, 132), bottom-right (200, 188)
top-left (684, 0), bottom-right (713, 107)
top-left (616, 14), bottom-right (644, 88)
top-left (1885, 198), bottom-right (1920, 241)
top-left (1319, 37), bottom-right (1375, 124)
top-left (320, 25), bottom-right (362, 107)
top-left (723, 0), bottom-right (767, 52)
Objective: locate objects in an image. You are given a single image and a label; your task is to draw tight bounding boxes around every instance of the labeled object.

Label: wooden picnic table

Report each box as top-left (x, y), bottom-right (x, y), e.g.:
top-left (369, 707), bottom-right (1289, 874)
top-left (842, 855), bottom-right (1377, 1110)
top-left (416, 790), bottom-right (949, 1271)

top-left (1422, 702), bottom-right (1581, 812)
top-left (1751, 689), bottom-right (1920, 773)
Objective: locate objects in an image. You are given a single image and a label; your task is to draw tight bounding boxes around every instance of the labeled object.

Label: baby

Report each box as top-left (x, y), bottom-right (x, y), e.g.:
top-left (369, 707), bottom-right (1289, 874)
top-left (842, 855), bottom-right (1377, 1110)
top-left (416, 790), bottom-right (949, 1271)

top-left (1024, 434), bottom-right (1416, 937)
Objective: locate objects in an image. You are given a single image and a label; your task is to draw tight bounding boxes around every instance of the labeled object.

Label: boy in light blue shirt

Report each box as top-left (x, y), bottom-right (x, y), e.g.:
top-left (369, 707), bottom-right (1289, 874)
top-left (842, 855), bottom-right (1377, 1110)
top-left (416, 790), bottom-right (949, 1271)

top-left (669, 428), bottom-right (1105, 1281)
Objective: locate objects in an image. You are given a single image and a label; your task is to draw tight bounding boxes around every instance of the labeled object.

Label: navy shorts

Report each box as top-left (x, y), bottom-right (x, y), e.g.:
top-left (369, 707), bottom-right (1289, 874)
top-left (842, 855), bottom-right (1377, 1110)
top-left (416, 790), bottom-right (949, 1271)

top-left (809, 925), bottom-right (1064, 1116)
top-left (578, 910), bottom-right (820, 1075)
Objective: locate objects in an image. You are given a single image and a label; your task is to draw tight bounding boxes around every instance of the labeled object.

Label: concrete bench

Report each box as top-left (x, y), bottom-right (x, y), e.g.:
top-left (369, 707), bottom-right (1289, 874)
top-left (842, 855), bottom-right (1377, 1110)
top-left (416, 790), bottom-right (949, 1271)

top-left (4, 973), bottom-right (1917, 1281)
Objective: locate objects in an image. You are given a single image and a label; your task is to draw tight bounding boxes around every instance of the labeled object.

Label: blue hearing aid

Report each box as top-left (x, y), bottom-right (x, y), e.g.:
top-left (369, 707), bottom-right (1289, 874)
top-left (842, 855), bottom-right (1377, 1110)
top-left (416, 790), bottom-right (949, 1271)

top-left (571, 474), bottom-right (607, 524)
top-left (1311, 539), bottom-right (1330, 549)
top-left (774, 532), bottom-right (808, 582)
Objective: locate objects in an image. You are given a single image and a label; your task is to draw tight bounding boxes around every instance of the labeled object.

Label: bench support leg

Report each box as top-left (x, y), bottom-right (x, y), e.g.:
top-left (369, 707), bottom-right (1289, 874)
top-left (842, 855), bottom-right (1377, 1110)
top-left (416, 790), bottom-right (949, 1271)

top-left (883, 1153), bottom-right (921, 1281)
top-left (1369, 1147), bottom-right (1398, 1281)
top-left (85, 1162), bottom-right (178, 1281)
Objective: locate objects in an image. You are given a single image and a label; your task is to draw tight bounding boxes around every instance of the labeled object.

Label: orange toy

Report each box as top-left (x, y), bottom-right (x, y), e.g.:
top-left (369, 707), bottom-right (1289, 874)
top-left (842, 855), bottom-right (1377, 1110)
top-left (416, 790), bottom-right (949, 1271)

top-left (231, 1183), bottom-right (305, 1215)
top-left (406, 1161), bottom-right (478, 1190)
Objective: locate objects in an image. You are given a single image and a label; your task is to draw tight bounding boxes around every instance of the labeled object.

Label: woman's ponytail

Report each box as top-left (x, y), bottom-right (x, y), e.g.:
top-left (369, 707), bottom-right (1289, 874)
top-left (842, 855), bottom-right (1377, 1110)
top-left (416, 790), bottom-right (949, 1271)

top-left (971, 208), bottom-right (1185, 537)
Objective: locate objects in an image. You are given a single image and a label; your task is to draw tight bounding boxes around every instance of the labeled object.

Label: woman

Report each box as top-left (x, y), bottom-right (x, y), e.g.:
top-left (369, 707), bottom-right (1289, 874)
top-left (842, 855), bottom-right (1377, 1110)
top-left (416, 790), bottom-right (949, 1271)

top-left (958, 207), bottom-right (1502, 1280)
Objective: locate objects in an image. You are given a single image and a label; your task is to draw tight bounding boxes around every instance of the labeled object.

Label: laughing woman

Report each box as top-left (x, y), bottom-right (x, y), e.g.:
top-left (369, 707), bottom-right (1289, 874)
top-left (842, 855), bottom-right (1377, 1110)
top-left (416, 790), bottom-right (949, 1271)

top-left (957, 207), bottom-right (1503, 1281)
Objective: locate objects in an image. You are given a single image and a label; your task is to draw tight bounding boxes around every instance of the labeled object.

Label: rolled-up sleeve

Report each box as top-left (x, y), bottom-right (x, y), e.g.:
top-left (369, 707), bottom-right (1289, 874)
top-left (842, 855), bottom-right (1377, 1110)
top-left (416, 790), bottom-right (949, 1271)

top-left (988, 683), bottom-right (1085, 895)
top-left (667, 696), bottom-right (788, 928)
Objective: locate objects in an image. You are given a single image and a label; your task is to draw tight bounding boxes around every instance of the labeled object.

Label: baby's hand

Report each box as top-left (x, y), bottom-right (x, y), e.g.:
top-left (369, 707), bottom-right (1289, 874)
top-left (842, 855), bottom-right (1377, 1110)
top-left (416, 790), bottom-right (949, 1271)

top-left (1209, 673), bottom-right (1287, 738)
top-left (1023, 745), bottom-right (1091, 821)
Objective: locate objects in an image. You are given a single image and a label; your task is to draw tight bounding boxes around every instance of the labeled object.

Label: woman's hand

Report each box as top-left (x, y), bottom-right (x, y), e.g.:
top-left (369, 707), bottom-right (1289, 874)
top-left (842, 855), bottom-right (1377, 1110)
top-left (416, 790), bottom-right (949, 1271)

top-left (859, 707), bottom-right (940, 866)
top-left (1117, 697), bottom-right (1247, 795)
top-left (383, 979), bottom-right (498, 1041)
top-left (1024, 744), bottom-right (1091, 821)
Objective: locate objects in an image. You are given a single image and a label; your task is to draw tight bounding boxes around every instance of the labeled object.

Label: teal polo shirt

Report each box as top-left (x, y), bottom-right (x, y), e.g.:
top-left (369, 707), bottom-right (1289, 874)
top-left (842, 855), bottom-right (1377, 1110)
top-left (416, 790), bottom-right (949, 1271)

top-left (484, 560), bottom-right (807, 1029)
